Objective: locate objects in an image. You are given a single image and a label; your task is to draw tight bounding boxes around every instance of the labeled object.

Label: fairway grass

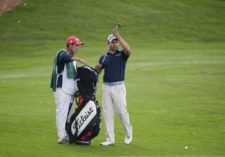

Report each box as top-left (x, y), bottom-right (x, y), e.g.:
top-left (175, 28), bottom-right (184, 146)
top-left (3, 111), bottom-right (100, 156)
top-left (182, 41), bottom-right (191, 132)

top-left (1, 42), bottom-right (225, 157)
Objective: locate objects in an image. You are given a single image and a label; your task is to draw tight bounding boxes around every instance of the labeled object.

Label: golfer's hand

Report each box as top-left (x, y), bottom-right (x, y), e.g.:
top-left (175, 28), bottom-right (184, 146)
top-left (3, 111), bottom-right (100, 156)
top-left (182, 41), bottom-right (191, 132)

top-left (95, 64), bottom-right (102, 74)
top-left (112, 29), bottom-right (120, 38)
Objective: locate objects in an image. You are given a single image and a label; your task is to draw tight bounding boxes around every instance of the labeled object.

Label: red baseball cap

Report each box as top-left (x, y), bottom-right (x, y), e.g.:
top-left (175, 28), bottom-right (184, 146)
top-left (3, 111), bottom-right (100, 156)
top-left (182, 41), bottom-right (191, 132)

top-left (66, 36), bottom-right (84, 46)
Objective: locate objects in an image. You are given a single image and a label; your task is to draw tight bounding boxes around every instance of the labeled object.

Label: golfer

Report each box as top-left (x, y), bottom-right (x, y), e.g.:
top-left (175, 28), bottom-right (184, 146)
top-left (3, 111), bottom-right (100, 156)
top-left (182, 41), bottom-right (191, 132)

top-left (50, 36), bottom-right (86, 144)
top-left (95, 29), bottom-right (133, 146)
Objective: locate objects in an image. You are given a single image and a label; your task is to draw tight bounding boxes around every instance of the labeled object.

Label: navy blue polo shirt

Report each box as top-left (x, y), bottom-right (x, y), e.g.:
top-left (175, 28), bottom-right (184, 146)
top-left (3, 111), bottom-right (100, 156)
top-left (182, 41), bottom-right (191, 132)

top-left (56, 50), bottom-right (73, 87)
top-left (99, 50), bottom-right (129, 83)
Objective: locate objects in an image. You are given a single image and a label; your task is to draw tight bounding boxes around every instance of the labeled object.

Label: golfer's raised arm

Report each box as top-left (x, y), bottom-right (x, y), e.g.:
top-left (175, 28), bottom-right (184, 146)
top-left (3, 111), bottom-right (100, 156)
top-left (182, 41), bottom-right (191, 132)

top-left (113, 29), bottom-right (131, 56)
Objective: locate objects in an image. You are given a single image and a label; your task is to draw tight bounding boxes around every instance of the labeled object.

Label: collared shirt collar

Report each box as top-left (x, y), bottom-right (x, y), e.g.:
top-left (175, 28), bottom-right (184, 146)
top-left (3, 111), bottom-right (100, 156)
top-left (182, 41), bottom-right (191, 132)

top-left (107, 49), bottom-right (119, 55)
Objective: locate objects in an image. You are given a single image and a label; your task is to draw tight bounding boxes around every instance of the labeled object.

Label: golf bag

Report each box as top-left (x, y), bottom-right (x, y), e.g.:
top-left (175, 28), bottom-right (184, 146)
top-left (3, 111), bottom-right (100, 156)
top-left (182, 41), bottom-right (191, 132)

top-left (66, 65), bottom-right (101, 145)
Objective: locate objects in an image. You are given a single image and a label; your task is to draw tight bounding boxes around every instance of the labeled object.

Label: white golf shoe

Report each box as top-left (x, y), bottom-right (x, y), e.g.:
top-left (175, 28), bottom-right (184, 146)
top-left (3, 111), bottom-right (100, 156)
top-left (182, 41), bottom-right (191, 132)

top-left (124, 126), bottom-right (133, 144)
top-left (124, 135), bottom-right (132, 144)
top-left (100, 140), bottom-right (115, 146)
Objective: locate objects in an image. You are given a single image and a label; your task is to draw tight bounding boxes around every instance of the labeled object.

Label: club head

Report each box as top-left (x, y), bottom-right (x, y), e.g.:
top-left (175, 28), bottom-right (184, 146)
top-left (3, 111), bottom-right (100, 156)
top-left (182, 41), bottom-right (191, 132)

top-left (117, 23), bottom-right (122, 28)
top-left (114, 23), bottom-right (122, 30)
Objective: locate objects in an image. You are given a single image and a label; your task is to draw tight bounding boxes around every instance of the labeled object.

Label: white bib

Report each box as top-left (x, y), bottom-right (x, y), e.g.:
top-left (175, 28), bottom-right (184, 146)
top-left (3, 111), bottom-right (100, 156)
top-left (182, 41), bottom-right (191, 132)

top-left (62, 61), bottom-right (78, 95)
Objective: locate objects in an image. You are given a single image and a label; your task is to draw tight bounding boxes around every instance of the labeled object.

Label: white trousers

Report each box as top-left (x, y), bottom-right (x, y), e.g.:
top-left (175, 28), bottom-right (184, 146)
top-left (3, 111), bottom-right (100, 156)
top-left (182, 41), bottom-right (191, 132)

top-left (53, 88), bottom-right (74, 142)
top-left (102, 83), bottom-right (132, 143)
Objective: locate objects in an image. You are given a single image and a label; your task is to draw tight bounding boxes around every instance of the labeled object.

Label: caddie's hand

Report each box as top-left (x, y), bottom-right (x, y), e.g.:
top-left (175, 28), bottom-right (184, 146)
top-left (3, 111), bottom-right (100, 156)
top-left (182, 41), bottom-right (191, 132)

top-left (79, 59), bottom-right (87, 65)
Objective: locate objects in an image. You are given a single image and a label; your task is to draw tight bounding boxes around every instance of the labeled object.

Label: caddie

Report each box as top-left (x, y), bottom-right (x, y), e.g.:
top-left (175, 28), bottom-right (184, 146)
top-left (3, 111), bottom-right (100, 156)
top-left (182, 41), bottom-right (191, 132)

top-left (50, 36), bottom-right (86, 144)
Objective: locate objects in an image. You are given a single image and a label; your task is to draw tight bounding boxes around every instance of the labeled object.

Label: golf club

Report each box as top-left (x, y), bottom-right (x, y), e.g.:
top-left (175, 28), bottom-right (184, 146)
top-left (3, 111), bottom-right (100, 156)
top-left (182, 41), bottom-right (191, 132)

top-left (114, 23), bottom-right (122, 30)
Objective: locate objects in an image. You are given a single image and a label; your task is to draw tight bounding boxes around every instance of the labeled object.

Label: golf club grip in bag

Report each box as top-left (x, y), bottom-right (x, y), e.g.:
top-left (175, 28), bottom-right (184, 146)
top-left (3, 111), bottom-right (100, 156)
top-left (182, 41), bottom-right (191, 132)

top-left (66, 65), bottom-right (101, 145)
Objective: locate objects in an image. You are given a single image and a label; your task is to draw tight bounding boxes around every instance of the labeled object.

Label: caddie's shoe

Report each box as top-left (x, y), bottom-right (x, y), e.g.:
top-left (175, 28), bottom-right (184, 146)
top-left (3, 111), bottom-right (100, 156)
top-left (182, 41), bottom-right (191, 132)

top-left (100, 141), bottom-right (115, 146)
top-left (124, 135), bottom-right (132, 145)
top-left (58, 139), bottom-right (70, 145)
